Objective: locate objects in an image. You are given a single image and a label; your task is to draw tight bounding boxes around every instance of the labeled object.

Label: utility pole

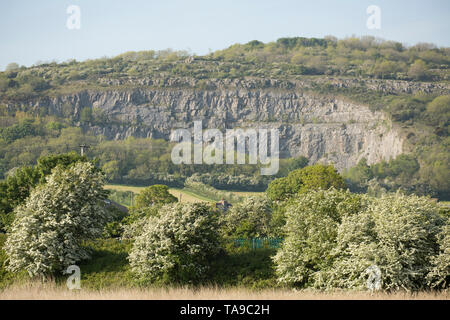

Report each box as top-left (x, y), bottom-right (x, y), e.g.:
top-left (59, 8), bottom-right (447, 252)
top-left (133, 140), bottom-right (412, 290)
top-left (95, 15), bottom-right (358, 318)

top-left (79, 144), bottom-right (90, 156)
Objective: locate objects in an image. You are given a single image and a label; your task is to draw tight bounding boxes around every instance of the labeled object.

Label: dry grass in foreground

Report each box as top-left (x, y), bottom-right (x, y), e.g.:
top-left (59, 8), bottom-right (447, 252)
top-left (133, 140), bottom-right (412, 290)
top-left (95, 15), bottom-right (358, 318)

top-left (0, 284), bottom-right (448, 300)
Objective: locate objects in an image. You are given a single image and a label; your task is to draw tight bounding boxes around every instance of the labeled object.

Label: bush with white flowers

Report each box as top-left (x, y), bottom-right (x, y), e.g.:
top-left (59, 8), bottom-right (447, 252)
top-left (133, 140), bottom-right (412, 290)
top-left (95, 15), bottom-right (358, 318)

top-left (428, 223), bottom-right (450, 288)
top-left (128, 202), bottom-right (220, 284)
top-left (220, 196), bottom-right (272, 238)
top-left (5, 162), bottom-right (109, 277)
top-left (328, 193), bottom-right (447, 291)
top-left (275, 188), bottom-right (449, 290)
top-left (273, 188), bottom-right (366, 288)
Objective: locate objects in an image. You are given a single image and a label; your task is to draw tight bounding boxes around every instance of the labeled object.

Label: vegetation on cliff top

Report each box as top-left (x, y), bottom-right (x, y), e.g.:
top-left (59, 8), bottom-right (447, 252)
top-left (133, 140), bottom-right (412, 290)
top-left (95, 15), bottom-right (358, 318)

top-left (1, 35), bottom-right (449, 101)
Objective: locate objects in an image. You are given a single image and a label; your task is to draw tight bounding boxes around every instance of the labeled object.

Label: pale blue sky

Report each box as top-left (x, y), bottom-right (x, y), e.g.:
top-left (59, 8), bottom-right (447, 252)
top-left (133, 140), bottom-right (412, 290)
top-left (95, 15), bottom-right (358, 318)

top-left (0, 0), bottom-right (449, 70)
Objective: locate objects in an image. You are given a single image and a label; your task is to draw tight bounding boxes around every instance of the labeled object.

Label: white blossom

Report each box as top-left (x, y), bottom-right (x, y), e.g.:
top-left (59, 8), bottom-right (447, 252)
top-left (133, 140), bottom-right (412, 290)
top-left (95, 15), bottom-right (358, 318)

top-left (128, 202), bottom-right (220, 284)
top-left (5, 162), bottom-right (109, 277)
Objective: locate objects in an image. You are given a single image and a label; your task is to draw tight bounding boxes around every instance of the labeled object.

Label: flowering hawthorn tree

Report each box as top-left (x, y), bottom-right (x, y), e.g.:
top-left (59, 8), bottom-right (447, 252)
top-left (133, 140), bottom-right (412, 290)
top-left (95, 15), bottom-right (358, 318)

top-left (128, 202), bottom-right (220, 284)
top-left (5, 162), bottom-right (109, 277)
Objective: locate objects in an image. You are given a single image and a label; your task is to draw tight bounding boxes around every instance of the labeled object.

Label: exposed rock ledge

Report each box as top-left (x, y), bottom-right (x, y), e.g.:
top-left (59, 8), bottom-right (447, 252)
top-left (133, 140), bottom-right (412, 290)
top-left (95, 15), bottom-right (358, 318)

top-left (7, 85), bottom-right (405, 170)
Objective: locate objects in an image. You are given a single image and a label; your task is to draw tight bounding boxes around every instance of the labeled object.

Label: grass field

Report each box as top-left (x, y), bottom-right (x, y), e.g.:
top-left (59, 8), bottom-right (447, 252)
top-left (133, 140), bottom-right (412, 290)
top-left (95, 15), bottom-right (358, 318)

top-left (439, 201), bottom-right (450, 207)
top-left (104, 184), bottom-right (213, 203)
top-left (0, 284), bottom-right (448, 300)
top-left (104, 184), bottom-right (263, 204)
top-left (230, 191), bottom-right (263, 197)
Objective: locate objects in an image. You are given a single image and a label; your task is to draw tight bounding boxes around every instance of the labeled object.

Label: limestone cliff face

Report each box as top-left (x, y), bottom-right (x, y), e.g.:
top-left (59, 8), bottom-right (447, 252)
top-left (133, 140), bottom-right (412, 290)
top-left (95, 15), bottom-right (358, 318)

top-left (7, 78), bottom-right (414, 170)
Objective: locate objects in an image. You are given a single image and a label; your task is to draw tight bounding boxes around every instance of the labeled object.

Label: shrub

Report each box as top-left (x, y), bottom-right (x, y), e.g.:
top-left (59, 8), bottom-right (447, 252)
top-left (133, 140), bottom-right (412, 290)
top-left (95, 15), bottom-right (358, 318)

top-left (133, 184), bottom-right (177, 209)
top-left (265, 177), bottom-right (290, 203)
top-left (207, 243), bottom-right (279, 288)
top-left (428, 224), bottom-right (450, 289)
top-left (220, 196), bottom-right (272, 239)
top-left (408, 59), bottom-right (430, 80)
top-left (0, 152), bottom-right (90, 232)
top-left (273, 188), bottom-right (366, 288)
top-left (267, 164), bottom-right (346, 201)
top-left (102, 206), bottom-right (129, 239)
top-left (328, 193), bottom-right (447, 291)
top-left (4, 162), bottom-right (109, 277)
top-left (121, 185), bottom-right (177, 239)
top-left (0, 119), bottom-right (41, 143)
top-left (0, 166), bottom-right (41, 231)
top-left (426, 95), bottom-right (450, 126)
top-left (128, 202), bottom-right (220, 284)
top-left (186, 172), bottom-right (269, 191)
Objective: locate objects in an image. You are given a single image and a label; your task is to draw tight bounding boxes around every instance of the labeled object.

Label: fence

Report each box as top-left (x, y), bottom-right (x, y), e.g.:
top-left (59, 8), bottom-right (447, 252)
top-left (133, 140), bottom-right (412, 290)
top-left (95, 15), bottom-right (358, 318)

top-left (231, 237), bottom-right (284, 250)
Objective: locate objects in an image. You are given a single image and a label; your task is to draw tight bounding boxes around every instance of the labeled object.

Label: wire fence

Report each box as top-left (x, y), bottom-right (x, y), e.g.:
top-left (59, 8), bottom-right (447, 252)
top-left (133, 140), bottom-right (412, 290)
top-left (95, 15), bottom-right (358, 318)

top-left (231, 237), bottom-right (284, 250)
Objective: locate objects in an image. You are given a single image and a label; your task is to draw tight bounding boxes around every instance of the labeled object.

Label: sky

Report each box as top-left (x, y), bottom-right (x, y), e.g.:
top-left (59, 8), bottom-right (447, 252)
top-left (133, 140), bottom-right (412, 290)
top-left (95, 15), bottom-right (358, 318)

top-left (0, 0), bottom-right (449, 70)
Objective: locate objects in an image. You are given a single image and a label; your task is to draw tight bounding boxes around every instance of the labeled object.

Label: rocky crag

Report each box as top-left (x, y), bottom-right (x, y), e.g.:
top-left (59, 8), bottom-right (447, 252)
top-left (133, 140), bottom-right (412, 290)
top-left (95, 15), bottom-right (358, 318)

top-left (7, 77), bottom-right (448, 170)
